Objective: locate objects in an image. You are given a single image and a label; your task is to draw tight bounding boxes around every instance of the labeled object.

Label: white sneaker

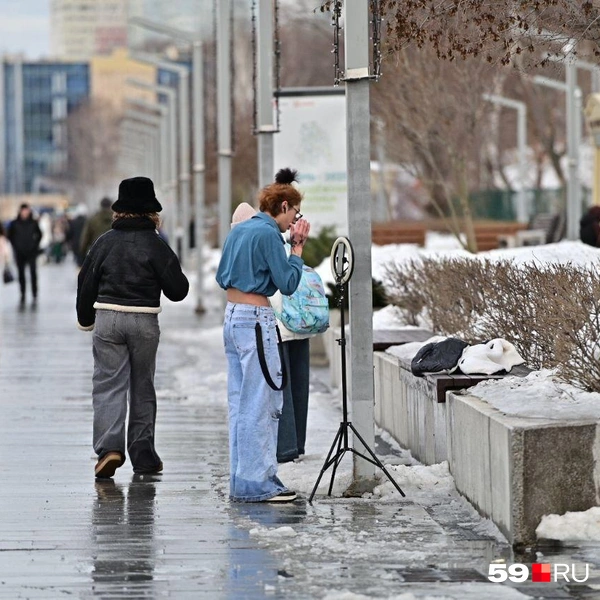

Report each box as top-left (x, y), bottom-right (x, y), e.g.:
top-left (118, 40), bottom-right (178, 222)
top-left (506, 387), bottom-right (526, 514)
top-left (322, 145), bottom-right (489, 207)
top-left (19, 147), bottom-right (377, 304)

top-left (264, 490), bottom-right (297, 503)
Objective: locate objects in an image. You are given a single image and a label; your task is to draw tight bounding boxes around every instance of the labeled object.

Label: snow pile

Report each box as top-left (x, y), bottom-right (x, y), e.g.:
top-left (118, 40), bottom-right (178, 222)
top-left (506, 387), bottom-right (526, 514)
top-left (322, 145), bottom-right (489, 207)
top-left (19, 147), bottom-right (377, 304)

top-left (249, 526), bottom-right (297, 539)
top-left (323, 588), bottom-right (532, 600)
top-left (537, 507), bottom-right (600, 541)
top-left (466, 369), bottom-right (600, 420)
top-left (373, 462), bottom-right (455, 500)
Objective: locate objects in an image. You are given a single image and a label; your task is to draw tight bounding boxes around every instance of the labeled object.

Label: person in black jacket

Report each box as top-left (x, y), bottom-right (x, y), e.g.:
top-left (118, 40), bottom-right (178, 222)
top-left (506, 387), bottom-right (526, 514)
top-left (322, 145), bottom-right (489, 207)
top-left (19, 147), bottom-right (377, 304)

top-left (8, 203), bottom-right (42, 305)
top-left (77, 177), bottom-right (189, 479)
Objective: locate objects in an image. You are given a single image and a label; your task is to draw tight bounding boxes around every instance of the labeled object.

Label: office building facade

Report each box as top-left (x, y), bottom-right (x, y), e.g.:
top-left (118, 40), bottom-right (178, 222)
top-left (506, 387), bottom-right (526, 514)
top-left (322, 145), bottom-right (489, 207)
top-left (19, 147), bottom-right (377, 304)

top-left (0, 58), bottom-right (89, 194)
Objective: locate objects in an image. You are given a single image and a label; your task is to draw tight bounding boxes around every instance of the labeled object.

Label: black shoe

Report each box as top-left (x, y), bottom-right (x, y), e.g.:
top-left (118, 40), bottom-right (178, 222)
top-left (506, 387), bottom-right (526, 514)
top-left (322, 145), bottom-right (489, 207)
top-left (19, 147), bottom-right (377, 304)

top-left (95, 452), bottom-right (125, 478)
top-left (133, 461), bottom-right (163, 475)
top-left (263, 490), bottom-right (297, 503)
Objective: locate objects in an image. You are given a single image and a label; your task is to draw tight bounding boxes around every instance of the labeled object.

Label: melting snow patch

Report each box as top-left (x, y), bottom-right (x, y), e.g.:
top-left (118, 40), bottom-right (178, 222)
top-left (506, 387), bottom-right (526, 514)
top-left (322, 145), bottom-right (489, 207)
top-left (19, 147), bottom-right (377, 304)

top-left (537, 507), bottom-right (600, 541)
top-left (249, 526), bottom-right (297, 539)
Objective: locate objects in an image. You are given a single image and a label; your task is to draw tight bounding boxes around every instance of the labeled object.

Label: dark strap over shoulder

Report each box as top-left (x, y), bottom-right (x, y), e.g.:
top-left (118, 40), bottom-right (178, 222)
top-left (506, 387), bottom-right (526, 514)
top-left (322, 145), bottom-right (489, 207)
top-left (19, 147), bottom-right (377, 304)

top-left (255, 322), bottom-right (287, 391)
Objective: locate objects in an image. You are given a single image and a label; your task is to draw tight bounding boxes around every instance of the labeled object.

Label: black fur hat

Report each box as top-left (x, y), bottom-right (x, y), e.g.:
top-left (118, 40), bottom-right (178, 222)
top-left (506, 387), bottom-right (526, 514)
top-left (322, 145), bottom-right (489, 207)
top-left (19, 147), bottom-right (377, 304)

top-left (112, 177), bottom-right (162, 214)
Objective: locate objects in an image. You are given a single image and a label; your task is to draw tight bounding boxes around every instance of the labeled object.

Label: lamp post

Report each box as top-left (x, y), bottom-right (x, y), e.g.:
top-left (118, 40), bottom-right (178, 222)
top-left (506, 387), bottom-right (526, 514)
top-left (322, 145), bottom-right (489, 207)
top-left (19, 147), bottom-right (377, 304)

top-left (131, 51), bottom-right (191, 266)
top-left (126, 78), bottom-right (179, 246)
top-left (217, 0), bottom-right (233, 251)
top-left (532, 75), bottom-right (583, 240)
top-left (256, 0), bottom-right (275, 188)
top-left (584, 93), bottom-right (600, 207)
top-left (482, 94), bottom-right (528, 223)
top-left (344, 0), bottom-right (376, 485)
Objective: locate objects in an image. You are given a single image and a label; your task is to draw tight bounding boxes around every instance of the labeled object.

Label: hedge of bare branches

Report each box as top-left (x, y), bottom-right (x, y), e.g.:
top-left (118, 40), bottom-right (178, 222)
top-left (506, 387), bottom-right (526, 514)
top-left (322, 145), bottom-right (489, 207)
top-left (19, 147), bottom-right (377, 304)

top-left (383, 257), bottom-right (600, 393)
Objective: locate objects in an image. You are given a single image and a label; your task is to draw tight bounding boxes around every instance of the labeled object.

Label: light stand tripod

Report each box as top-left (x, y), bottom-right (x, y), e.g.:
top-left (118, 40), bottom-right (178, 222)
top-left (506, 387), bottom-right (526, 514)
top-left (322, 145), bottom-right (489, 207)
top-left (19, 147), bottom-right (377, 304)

top-left (308, 237), bottom-right (406, 503)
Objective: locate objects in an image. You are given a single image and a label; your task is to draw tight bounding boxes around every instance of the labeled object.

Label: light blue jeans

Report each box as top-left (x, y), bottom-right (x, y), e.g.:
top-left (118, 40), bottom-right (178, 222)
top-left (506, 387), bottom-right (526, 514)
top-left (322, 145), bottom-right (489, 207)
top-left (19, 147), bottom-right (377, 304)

top-left (223, 302), bottom-right (287, 502)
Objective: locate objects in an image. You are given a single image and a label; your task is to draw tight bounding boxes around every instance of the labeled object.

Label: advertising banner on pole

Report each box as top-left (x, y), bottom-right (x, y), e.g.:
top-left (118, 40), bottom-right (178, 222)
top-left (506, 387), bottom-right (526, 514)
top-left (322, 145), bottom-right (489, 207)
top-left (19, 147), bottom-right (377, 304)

top-left (274, 89), bottom-right (347, 235)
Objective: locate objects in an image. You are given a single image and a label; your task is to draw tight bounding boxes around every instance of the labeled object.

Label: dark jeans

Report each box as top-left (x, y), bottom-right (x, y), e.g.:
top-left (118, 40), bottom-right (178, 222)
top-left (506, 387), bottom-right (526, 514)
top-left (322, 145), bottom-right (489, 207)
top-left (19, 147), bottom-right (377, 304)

top-left (15, 254), bottom-right (37, 300)
top-left (277, 339), bottom-right (310, 463)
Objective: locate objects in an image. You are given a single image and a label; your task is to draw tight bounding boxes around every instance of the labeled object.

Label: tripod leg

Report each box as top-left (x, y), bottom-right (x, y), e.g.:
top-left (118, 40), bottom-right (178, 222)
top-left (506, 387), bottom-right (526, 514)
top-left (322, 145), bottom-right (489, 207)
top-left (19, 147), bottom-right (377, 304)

top-left (309, 424), bottom-right (344, 503)
top-left (349, 423), bottom-right (406, 498)
top-left (327, 427), bottom-right (346, 496)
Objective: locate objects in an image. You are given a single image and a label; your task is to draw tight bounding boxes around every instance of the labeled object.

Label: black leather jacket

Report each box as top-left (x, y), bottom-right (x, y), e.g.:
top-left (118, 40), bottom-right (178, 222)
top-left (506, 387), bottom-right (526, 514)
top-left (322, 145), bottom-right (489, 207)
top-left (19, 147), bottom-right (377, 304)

top-left (76, 217), bottom-right (189, 328)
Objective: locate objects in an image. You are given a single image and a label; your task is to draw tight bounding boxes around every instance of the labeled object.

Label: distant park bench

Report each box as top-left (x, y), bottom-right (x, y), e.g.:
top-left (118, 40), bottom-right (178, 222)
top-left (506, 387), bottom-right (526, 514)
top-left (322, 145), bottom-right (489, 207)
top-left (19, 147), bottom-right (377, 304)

top-left (372, 220), bottom-right (528, 251)
top-left (372, 222), bottom-right (427, 246)
top-left (498, 212), bottom-right (565, 248)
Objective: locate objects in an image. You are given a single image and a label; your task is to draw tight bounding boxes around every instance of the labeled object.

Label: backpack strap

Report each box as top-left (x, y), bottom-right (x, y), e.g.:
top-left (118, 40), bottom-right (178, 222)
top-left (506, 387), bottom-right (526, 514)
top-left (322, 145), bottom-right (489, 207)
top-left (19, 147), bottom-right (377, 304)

top-left (255, 322), bottom-right (288, 391)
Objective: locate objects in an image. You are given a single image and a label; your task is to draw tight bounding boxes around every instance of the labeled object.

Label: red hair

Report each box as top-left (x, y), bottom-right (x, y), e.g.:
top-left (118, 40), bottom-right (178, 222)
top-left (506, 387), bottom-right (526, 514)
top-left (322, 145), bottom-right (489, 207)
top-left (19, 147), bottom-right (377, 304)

top-left (258, 183), bottom-right (302, 216)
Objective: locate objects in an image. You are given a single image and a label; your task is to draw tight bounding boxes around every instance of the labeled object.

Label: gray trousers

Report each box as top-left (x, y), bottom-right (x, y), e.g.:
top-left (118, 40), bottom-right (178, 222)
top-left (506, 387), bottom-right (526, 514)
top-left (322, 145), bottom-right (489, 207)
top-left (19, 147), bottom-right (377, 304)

top-left (92, 310), bottom-right (161, 473)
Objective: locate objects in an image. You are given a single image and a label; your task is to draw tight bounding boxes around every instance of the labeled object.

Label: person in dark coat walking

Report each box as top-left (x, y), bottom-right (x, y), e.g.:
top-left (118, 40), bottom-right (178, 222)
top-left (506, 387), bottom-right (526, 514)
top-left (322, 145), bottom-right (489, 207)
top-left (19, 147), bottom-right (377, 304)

top-left (79, 197), bottom-right (113, 259)
top-left (8, 204), bottom-right (42, 305)
top-left (76, 177), bottom-right (189, 479)
top-left (67, 203), bottom-right (88, 267)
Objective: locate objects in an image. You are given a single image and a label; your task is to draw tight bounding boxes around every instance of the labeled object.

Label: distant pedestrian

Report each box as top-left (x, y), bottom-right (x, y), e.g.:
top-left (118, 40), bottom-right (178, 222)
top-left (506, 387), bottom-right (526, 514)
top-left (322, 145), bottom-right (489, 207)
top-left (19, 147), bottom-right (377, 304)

top-left (0, 222), bottom-right (14, 284)
top-left (67, 203), bottom-right (88, 267)
top-left (8, 204), bottom-right (42, 305)
top-left (80, 197), bottom-right (113, 258)
top-left (216, 168), bottom-right (310, 503)
top-left (580, 206), bottom-right (600, 248)
top-left (77, 177), bottom-right (189, 479)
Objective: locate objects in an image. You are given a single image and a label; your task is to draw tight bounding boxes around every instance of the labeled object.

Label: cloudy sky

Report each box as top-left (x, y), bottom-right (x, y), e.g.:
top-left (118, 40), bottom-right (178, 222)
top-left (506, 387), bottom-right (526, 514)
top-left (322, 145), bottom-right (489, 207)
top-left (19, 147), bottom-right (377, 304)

top-left (0, 0), bottom-right (50, 59)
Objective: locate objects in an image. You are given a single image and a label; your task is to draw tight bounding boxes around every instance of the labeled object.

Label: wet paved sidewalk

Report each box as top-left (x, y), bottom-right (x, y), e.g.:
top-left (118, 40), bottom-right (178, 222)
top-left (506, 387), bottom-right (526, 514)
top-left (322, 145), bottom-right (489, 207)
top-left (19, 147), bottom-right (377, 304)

top-left (1, 261), bottom-right (600, 599)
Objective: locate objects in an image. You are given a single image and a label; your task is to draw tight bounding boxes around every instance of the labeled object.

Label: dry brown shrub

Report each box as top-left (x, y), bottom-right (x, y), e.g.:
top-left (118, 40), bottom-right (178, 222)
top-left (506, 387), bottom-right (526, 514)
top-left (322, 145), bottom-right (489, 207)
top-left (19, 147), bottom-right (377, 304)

top-left (382, 259), bottom-right (425, 326)
top-left (384, 257), bottom-right (600, 392)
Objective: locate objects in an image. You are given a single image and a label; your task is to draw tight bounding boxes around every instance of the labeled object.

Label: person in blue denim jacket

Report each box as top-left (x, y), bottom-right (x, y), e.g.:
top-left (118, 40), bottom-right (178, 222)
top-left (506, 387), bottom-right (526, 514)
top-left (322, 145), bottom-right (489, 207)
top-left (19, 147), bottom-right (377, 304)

top-left (216, 168), bottom-right (310, 503)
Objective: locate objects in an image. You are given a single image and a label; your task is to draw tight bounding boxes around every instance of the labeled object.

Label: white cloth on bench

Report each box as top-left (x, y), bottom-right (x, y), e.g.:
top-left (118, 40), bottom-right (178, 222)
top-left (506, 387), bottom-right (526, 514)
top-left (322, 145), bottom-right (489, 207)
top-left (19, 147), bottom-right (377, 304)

top-left (455, 338), bottom-right (524, 375)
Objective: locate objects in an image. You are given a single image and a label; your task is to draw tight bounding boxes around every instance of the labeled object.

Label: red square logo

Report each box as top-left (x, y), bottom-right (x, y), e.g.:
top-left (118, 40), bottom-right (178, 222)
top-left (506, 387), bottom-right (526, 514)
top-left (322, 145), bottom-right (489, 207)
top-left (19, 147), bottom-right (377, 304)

top-left (532, 563), bottom-right (552, 582)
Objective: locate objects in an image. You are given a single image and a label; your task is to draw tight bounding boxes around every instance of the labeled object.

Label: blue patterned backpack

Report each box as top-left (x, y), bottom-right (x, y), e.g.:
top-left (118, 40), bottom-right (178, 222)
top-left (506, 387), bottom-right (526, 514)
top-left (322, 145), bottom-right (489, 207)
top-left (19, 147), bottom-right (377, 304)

top-left (277, 266), bottom-right (330, 334)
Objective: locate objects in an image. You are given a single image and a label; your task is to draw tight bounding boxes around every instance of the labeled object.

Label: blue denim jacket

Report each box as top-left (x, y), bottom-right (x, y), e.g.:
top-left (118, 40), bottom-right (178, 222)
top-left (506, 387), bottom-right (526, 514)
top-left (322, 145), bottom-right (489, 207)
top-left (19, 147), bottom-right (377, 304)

top-left (216, 212), bottom-right (303, 296)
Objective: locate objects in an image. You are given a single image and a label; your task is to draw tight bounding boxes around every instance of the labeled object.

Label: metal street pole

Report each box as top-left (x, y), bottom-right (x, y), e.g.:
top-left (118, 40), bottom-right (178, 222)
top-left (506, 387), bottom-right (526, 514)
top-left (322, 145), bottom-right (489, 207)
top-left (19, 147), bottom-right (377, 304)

top-left (482, 94), bottom-right (528, 223)
top-left (567, 61), bottom-right (581, 241)
top-left (192, 40), bottom-right (206, 313)
top-left (126, 78), bottom-right (179, 246)
top-left (14, 57), bottom-right (24, 194)
top-left (344, 0), bottom-right (376, 487)
top-left (0, 60), bottom-right (5, 193)
top-left (532, 74), bottom-right (582, 240)
top-left (257, 0), bottom-right (275, 188)
top-left (217, 0), bottom-right (232, 250)
top-left (132, 52), bottom-right (191, 264)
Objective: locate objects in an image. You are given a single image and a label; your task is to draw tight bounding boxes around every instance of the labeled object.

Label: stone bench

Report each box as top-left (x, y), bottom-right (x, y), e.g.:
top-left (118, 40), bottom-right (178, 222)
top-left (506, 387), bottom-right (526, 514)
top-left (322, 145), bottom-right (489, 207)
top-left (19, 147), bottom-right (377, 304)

top-left (373, 351), bottom-right (531, 465)
top-left (446, 391), bottom-right (599, 546)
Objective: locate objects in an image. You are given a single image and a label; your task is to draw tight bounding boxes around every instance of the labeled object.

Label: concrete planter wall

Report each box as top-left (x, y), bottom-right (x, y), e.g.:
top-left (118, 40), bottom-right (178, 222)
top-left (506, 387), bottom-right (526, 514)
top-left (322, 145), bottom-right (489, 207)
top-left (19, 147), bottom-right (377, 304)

top-left (446, 392), bottom-right (600, 546)
top-left (373, 351), bottom-right (447, 465)
top-left (372, 348), bottom-right (600, 546)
